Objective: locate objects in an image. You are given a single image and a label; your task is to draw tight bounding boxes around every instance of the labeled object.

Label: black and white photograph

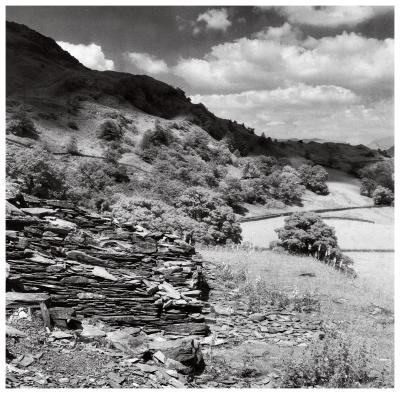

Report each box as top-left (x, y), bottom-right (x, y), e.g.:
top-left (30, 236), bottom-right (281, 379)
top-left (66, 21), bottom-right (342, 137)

top-left (4, 2), bottom-right (396, 389)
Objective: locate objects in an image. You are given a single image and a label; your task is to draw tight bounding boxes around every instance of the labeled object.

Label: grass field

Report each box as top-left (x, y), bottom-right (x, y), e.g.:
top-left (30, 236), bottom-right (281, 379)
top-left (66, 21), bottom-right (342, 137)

top-left (200, 247), bottom-right (394, 386)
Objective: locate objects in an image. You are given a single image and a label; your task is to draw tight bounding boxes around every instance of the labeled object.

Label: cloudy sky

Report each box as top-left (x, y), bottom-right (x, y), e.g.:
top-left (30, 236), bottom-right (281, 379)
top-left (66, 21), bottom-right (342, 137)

top-left (7, 6), bottom-right (394, 144)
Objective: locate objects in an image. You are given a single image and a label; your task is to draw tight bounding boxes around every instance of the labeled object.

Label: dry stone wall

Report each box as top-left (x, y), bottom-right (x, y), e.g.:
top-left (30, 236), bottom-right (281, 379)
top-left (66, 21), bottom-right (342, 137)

top-left (6, 194), bottom-right (210, 336)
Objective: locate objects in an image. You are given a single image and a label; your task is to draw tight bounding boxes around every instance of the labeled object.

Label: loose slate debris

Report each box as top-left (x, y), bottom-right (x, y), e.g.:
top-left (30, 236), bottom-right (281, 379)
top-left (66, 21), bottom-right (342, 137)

top-left (6, 194), bottom-right (209, 336)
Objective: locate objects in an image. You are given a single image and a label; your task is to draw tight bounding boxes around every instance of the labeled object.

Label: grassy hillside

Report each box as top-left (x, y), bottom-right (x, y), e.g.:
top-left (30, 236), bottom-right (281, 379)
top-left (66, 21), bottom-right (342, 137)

top-left (199, 247), bottom-right (393, 387)
top-left (6, 20), bottom-right (386, 167)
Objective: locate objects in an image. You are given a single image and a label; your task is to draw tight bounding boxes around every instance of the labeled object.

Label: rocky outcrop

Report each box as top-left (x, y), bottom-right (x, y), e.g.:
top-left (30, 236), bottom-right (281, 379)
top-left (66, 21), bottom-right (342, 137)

top-left (6, 194), bottom-right (210, 337)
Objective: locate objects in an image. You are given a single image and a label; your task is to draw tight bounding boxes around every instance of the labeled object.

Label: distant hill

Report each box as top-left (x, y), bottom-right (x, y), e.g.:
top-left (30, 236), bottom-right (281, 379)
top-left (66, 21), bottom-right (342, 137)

top-left (368, 135), bottom-right (394, 150)
top-left (6, 20), bottom-right (385, 172)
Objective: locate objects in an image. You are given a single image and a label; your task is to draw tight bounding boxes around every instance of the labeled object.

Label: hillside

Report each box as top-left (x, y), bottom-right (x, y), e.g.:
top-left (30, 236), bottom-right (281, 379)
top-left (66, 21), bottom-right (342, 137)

top-left (6, 20), bottom-right (385, 170)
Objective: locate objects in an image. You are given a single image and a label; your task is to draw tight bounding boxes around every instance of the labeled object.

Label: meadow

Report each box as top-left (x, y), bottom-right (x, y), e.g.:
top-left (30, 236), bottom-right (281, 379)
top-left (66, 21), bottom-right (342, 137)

top-left (199, 247), bottom-right (394, 386)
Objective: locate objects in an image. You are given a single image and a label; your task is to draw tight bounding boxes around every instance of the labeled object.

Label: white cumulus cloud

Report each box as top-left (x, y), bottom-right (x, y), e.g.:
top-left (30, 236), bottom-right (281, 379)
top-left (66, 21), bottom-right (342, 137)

top-left (173, 24), bottom-right (393, 99)
top-left (125, 52), bottom-right (169, 75)
top-left (57, 41), bottom-right (114, 71)
top-left (274, 6), bottom-right (392, 27)
top-left (196, 8), bottom-right (231, 33)
top-left (191, 87), bottom-right (392, 144)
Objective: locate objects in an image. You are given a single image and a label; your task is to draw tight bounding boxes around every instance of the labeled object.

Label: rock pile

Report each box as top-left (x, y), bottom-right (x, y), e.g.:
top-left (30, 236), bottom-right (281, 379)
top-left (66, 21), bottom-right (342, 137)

top-left (6, 193), bottom-right (209, 337)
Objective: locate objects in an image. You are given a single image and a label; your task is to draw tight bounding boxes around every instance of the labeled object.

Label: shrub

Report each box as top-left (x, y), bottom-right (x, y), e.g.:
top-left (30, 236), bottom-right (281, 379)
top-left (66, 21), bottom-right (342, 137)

top-left (372, 186), bottom-right (394, 206)
top-left (175, 186), bottom-right (242, 244)
top-left (218, 177), bottom-right (245, 209)
top-left (111, 197), bottom-right (212, 244)
top-left (6, 146), bottom-right (66, 198)
top-left (67, 121), bottom-right (79, 130)
top-left (280, 329), bottom-right (376, 388)
top-left (268, 167), bottom-right (305, 204)
top-left (140, 121), bottom-right (175, 151)
top-left (298, 164), bottom-right (329, 195)
top-left (66, 136), bottom-right (79, 155)
top-left (360, 177), bottom-right (377, 197)
top-left (7, 108), bottom-right (40, 139)
top-left (275, 212), bottom-right (338, 255)
top-left (97, 119), bottom-right (124, 141)
top-left (359, 161), bottom-right (394, 191)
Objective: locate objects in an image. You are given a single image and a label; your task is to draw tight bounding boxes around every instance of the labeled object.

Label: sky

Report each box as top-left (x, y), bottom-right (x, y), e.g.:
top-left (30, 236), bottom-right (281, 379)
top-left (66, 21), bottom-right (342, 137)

top-left (6, 5), bottom-right (394, 144)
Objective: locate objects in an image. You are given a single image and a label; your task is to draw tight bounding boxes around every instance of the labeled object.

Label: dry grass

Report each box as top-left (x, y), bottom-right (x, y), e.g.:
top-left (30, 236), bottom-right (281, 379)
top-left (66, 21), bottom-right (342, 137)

top-left (199, 247), bottom-right (394, 386)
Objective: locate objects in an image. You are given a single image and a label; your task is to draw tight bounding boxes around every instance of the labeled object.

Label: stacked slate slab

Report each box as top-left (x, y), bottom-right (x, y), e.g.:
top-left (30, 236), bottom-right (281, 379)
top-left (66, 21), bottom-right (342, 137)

top-left (6, 193), bottom-right (209, 336)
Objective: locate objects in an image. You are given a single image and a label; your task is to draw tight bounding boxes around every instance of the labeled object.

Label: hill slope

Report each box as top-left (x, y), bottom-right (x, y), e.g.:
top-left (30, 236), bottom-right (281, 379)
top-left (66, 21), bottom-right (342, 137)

top-left (6, 20), bottom-right (385, 170)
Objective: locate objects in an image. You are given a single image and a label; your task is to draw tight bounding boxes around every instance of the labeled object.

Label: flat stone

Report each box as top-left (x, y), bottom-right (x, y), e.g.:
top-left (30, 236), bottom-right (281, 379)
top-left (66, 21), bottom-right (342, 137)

top-left (92, 266), bottom-right (117, 281)
top-left (6, 325), bottom-right (27, 338)
top-left (159, 282), bottom-right (181, 299)
top-left (136, 363), bottom-right (158, 373)
top-left (51, 331), bottom-right (73, 340)
top-left (80, 324), bottom-right (106, 339)
top-left (249, 313), bottom-right (266, 322)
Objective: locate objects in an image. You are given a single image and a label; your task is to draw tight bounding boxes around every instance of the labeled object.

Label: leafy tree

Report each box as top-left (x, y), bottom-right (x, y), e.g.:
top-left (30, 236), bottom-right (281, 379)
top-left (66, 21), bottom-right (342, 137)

top-left (372, 186), bottom-right (394, 206)
top-left (7, 108), bottom-right (40, 139)
top-left (298, 164), bottom-right (329, 195)
top-left (175, 186), bottom-right (242, 244)
top-left (275, 212), bottom-right (338, 255)
top-left (360, 177), bottom-right (377, 197)
top-left (97, 119), bottom-right (123, 141)
top-left (218, 177), bottom-right (245, 209)
top-left (268, 167), bottom-right (305, 204)
top-left (111, 197), bottom-right (213, 244)
top-left (359, 160), bottom-right (394, 191)
top-left (6, 146), bottom-right (66, 198)
top-left (66, 136), bottom-right (79, 155)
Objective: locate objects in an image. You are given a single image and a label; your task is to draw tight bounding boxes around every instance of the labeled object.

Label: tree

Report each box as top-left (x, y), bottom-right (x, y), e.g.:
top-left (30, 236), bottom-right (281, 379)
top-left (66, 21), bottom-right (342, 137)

top-left (7, 107), bottom-right (40, 139)
top-left (359, 160), bottom-right (394, 191)
top-left (97, 119), bottom-right (123, 141)
top-left (360, 177), bottom-right (377, 197)
top-left (275, 212), bottom-right (338, 255)
top-left (6, 146), bottom-right (66, 198)
top-left (268, 167), bottom-right (305, 204)
top-left (66, 136), bottom-right (79, 155)
top-left (218, 177), bottom-right (244, 209)
top-left (175, 186), bottom-right (242, 244)
top-left (298, 164), bottom-right (329, 195)
top-left (372, 186), bottom-right (394, 206)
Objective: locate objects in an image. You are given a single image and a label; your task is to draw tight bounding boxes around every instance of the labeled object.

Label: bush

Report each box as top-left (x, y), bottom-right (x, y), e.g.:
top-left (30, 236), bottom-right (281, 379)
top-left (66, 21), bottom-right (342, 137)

top-left (280, 329), bottom-right (376, 388)
top-left (140, 121), bottom-right (175, 151)
top-left (175, 186), bottom-right (242, 244)
top-left (97, 119), bottom-right (124, 141)
top-left (6, 146), bottom-right (66, 198)
top-left (360, 177), bottom-right (377, 197)
top-left (218, 177), bottom-right (245, 209)
top-left (66, 136), bottom-right (79, 155)
top-left (298, 164), bottom-right (329, 195)
top-left (67, 121), bottom-right (79, 130)
top-left (359, 161), bottom-right (394, 191)
top-left (372, 186), bottom-right (394, 206)
top-left (268, 167), bottom-right (305, 204)
top-left (275, 212), bottom-right (338, 255)
top-left (7, 108), bottom-right (40, 139)
top-left (111, 197), bottom-right (212, 244)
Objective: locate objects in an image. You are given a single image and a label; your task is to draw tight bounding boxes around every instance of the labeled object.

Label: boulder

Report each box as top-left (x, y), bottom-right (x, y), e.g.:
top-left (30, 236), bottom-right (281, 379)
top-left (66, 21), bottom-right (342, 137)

top-left (80, 324), bottom-right (106, 339)
top-left (106, 328), bottom-right (147, 355)
top-left (249, 312), bottom-right (266, 322)
top-left (148, 337), bottom-right (205, 374)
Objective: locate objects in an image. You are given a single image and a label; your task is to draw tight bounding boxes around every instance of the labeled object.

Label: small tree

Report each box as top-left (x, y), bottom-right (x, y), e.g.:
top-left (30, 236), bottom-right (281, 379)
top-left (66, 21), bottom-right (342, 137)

top-left (275, 212), bottom-right (338, 255)
top-left (97, 119), bottom-right (123, 141)
top-left (66, 136), bottom-right (79, 155)
top-left (298, 164), bottom-right (329, 195)
top-left (6, 146), bottom-right (66, 198)
top-left (360, 177), bottom-right (377, 197)
top-left (7, 108), bottom-right (40, 139)
top-left (372, 186), bottom-right (394, 206)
